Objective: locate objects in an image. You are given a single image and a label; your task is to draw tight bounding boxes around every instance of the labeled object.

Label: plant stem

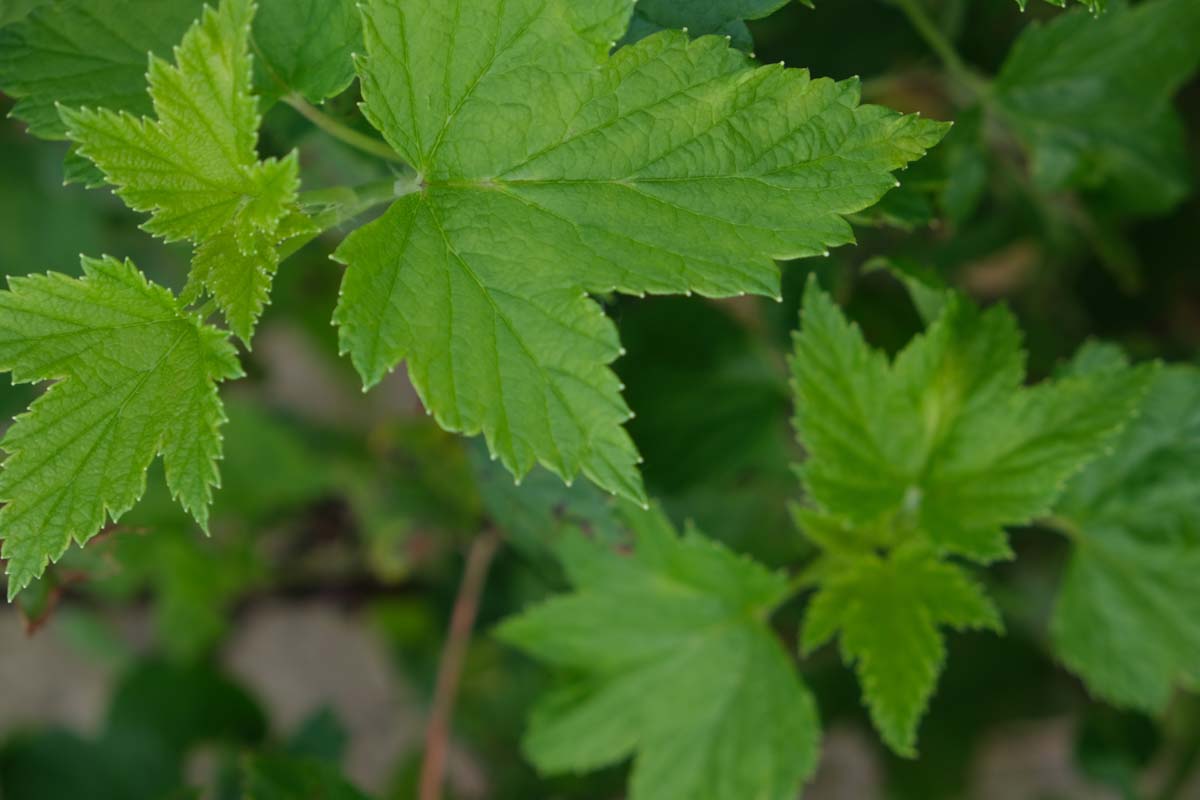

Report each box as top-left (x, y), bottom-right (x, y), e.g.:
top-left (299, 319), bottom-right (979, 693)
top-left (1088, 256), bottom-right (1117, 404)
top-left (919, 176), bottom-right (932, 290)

top-left (890, 0), bottom-right (987, 99)
top-left (191, 298), bottom-right (219, 319)
top-left (283, 93), bottom-right (409, 165)
top-left (418, 529), bottom-right (503, 800)
top-left (277, 178), bottom-right (405, 261)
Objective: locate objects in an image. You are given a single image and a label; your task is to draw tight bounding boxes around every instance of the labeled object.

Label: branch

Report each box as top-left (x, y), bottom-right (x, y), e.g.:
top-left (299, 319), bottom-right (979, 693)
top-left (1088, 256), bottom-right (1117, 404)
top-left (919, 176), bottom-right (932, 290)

top-left (418, 529), bottom-right (503, 800)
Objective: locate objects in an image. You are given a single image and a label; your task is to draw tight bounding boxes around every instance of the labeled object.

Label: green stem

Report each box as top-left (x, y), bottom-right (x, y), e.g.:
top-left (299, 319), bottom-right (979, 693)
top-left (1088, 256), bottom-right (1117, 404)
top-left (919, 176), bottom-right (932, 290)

top-left (284, 93), bottom-right (409, 165)
top-left (191, 298), bottom-right (218, 319)
top-left (890, 0), bottom-right (988, 99)
top-left (281, 178), bottom-right (406, 261)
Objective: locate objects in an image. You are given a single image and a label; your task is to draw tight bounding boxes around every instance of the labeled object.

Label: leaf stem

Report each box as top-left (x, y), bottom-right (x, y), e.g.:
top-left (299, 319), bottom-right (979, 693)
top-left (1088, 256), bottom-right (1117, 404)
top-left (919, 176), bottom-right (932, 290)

top-left (283, 93), bottom-right (409, 165)
top-left (277, 178), bottom-right (405, 261)
top-left (418, 529), bottom-right (503, 800)
top-left (191, 298), bottom-right (219, 319)
top-left (889, 0), bottom-right (988, 99)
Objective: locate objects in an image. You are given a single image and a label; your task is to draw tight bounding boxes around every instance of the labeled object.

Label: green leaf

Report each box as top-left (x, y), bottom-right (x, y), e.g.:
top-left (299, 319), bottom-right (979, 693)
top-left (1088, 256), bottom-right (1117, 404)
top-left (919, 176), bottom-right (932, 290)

top-left (0, 256), bottom-right (242, 599)
top-left (59, 0), bottom-right (310, 343)
top-left (625, 0), bottom-right (794, 51)
top-left (498, 503), bottom-right (819, 800)
top-left (1050, 361), bottom-right (1200, 711)
top-left (337, 0), bottom-right (947, 503)
top-left (0, 0), bottom-right (206, 138)
top-left (0, 0), bottom-right (49, 29)
top-left (801, 543), bottom-right (1000, 756)
top-left (790, 276), bottom-right (1154, 562)
top-left (994, 0), bottom-right (1200, 215)
top-left (253, 0), bottom-right (362, 104)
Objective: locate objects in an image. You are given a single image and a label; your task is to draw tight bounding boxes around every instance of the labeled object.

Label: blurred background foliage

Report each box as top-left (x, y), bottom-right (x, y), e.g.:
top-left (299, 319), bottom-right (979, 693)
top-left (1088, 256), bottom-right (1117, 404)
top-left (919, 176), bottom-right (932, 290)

top-left (0, 0), bottom-right (1198, 797)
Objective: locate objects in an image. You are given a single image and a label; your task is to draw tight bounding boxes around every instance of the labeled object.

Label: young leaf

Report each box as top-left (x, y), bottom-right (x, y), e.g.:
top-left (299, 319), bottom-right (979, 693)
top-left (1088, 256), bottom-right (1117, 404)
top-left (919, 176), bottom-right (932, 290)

top-left (0, 257), bottom-right (242, 599)
top-left (790, 277), bottom-right (1154, 562)
top-left (1050, 359), bottom-right (1200, 711)
top-left (59, 0), bottom-right (310, 343)
top-left (498, 504), bottom-right (819, 800)
top-left (338, 0), bottom-right (948, 502)
top-left (625, 0), bottom-right (794, 51)
top-left (0, 0), bottom-right (206, 138)
top-left (253, 0), bottom-right (362, 104)
top-left (802, 543), bottom-right (1000, 756)
top-left (994, 0), bottom-right (1200, 215)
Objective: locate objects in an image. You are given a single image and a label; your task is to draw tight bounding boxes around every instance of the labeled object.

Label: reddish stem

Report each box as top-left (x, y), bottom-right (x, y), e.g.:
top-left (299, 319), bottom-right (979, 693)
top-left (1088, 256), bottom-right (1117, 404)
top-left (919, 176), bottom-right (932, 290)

top-left (418, 529), bottom-right (502, 800)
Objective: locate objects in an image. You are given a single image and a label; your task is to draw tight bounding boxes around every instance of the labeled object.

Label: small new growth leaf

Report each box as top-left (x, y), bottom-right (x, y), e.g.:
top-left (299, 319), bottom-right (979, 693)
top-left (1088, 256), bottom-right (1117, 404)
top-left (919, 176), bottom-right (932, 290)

top-left (790, 278), bottom-right (1153, 754)
top-left (59, 0), bottom-right (311, 343)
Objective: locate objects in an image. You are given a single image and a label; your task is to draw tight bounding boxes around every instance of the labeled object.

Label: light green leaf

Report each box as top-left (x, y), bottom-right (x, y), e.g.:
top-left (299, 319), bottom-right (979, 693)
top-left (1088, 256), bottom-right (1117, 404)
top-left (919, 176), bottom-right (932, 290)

top-left (498, 503), bottom-right (819, 800)
top-left (0, 0), bottom-right (206, 138)
top-left (60, 0), bottom-right (308, 343)
top-left (790, 277), bottom-right (1154, 562)
top-left (337, 0), bottom-right (947, 502)
top-left (1050, 362), bottom-right (1200, 711)
top-left (0, 256), bottom-right (242, 599)
top-left (995, 0), bottom-right (1200, 215)
top-left (802, 543), bottom-right (1000, 756)
top-left (253, 0), bottom-right (362, 104)
top-left (625, 0), bottom-right (794, 51)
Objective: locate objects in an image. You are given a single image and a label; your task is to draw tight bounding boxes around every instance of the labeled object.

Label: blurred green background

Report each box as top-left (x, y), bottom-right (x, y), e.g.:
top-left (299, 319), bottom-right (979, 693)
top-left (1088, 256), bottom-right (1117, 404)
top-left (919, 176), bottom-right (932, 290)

top-left (0, 0), bottom-right (1198, 797)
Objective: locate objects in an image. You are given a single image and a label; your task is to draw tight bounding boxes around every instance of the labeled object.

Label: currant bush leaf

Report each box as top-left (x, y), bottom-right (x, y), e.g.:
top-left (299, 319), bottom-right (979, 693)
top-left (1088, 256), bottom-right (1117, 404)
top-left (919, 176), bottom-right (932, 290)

top-left (626, 0), bottom-right (796, 51)
top-left (498, 503), bottom-right (819, 800)
top-left (253, 0), bottom-right (362, 104)
top-left (59, 0), bottom-right (309, 343)
top-left (1050, 355), bottom-right (1200, 711)
top-left (802, 543), bottom-right (1000, 756)
top-left (338, 0), bottom-right (947, 502)
top-left (0, 0), bottom-right (206, 139)
top-left (995, 0), bottom-right (1200, 215)
top-left (790, 277), bottom-right (1154, 562)
top-left (0, 256), bottom-right (242, 600)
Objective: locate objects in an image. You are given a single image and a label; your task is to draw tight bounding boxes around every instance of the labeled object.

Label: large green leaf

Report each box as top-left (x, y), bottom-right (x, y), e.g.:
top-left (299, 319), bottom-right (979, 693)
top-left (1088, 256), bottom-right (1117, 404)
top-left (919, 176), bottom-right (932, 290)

top-left (0, 0), bottom-right (206, 139)
top-left (994, 0), bottom-right (1200, 215)
top-left (335, 0), bottom-right (947, 503)
top-left (1051, 357), bottom-right (1200, 710)
top-left (498, 503), bottom-right (819, 800)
